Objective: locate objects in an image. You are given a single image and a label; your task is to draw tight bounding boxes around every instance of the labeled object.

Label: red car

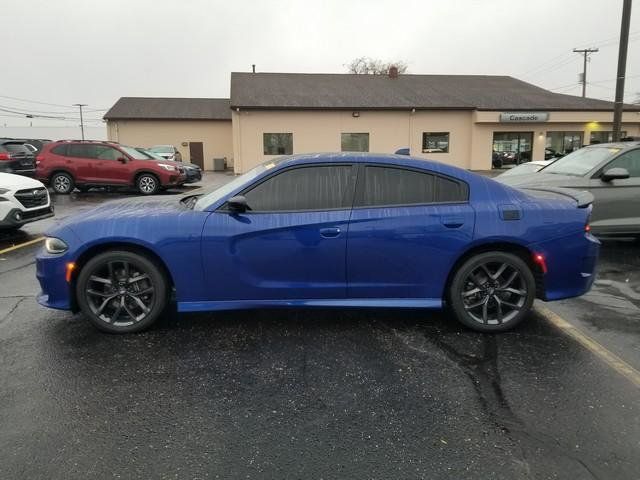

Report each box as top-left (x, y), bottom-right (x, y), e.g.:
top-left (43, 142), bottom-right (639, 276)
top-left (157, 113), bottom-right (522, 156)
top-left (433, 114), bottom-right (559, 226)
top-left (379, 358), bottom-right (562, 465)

top-left (36, 140), bottom-right (187, 195)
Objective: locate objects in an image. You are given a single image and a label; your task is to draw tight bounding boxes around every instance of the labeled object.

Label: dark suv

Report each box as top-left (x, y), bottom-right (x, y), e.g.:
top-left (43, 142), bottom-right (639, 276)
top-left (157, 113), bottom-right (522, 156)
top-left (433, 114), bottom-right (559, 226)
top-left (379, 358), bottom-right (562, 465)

top-left (0, 139), bottom-right (36, 176)
top-left (37, 140), bottom-right (187, 195)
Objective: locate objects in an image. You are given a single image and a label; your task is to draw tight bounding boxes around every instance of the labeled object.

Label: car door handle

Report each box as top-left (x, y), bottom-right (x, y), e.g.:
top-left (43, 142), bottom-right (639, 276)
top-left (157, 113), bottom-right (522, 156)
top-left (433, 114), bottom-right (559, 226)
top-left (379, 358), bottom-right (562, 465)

top-left (441, 216), bottom-right (464, 228)
top-left (319, 227), bottom-right (341, 238)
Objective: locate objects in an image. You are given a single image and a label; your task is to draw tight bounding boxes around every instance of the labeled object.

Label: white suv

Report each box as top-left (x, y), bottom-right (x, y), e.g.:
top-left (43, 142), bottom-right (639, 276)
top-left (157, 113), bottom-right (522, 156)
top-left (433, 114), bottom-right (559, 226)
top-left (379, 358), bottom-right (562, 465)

top-left (0, 172), bottom-right (54, 231)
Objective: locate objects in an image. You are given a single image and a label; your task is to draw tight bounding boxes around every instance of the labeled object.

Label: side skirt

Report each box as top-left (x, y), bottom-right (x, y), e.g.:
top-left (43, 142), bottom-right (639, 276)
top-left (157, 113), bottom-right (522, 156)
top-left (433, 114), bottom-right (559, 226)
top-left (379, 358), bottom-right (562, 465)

top-left (177, 298), bottom-right (443, 313)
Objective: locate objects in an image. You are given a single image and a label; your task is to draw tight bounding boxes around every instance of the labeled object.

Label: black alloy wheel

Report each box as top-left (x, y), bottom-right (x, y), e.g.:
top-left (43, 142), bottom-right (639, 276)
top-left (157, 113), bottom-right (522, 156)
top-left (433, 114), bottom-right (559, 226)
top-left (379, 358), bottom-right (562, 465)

top-left (76, 250), bottom-right (167, 333)
top-left (449, 252), bottom-right (535, 332)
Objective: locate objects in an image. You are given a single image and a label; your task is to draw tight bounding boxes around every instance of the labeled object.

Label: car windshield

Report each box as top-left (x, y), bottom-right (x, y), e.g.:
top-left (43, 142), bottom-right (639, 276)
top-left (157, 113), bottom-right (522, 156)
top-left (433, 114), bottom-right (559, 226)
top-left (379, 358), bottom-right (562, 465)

top-left (120, 146), bottom-right (152, 160)
top-left (137, 148), bottom-right (165, 160)
top-left (498, 163), bottom-right (544, 177)
top-left (194, 157), bottom-right (286, 210)
top-left (542, 147), bottom-right (620, 176)
top-left (150, 146), bottom-right (173, 153)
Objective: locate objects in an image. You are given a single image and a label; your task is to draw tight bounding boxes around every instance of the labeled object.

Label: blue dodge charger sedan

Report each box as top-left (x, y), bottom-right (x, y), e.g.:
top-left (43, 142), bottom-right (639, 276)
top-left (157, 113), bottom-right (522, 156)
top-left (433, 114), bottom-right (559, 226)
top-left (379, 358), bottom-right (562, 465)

top-left (36, 153), bottom-right (600, 333)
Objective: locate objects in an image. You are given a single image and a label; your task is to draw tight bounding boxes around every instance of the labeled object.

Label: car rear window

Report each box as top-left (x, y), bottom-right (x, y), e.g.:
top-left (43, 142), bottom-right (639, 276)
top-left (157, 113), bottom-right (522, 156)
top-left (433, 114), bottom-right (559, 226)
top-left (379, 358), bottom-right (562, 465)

top-left (2, 143), bottom-right (31, 155)
top-left (51, 144), bottom-right (67, 155)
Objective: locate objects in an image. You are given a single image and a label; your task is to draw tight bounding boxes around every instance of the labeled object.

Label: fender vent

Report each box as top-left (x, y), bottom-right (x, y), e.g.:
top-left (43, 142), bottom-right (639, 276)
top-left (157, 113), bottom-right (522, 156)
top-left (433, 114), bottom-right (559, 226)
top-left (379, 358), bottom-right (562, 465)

top-left (498, 204), bottom-right (522, 221)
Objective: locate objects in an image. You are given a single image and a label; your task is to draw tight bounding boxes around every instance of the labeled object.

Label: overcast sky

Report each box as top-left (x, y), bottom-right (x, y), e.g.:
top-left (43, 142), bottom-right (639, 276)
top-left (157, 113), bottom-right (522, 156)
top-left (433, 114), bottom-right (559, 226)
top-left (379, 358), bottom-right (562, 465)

top-left (1, 0), bottom-right (639, 138)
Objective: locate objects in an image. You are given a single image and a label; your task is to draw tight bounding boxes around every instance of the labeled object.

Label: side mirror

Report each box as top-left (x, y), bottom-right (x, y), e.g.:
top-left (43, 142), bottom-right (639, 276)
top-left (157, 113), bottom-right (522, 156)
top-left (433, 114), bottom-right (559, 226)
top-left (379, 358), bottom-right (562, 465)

top-left (117, 156), bottom-right (128, 164)
top-left (601, 167), bottom-right (630, 182)
top-left (227, 195), bottom-right (249, 213)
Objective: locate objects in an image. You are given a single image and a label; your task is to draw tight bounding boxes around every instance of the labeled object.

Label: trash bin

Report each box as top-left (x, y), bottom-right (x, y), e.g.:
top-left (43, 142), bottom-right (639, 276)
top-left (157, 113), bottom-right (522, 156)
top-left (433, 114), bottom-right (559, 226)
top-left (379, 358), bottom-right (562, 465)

top-left (213, 157), bottom-right (226, 171)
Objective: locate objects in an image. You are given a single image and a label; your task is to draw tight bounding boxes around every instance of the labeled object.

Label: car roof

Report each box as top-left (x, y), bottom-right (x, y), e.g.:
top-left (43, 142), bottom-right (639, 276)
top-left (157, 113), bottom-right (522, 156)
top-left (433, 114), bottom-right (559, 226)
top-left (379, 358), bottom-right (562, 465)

top-left (586, 140), bottom-right (640, 150)
top-left (271, 152), bottom-right (475, 180)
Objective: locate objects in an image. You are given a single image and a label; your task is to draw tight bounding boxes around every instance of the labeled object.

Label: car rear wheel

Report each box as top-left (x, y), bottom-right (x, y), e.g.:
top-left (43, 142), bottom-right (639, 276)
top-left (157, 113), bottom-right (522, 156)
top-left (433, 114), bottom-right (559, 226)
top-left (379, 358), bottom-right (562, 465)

top-left (137, 174), bottom-right (159, 195)
top-left (76, 250), bottom-right (168, 333)
top-left (448, 252), bottom-right (535, 332)
top-left (51, 172), bottom-right (74, 194)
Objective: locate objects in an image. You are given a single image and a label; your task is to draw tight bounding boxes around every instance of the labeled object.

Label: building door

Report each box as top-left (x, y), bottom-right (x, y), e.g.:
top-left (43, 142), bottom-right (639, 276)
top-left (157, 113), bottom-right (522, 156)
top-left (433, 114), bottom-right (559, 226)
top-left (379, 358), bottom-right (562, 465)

top-left (189, 142), bottom-right (204, 168)
top-left (492, 132), bottom-right (533, 168)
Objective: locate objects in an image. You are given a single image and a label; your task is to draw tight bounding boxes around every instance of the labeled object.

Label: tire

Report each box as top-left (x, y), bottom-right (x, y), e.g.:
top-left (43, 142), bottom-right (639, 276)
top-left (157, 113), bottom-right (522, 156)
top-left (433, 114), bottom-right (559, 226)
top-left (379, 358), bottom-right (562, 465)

top-left (51, 172), bottom-right (74, 194)
top-left (137, 173), bottom-right (160, 195)
top-left (448, 252), bottom-right (535, 333)
top-left (75, 250), bottom-right (168, 333)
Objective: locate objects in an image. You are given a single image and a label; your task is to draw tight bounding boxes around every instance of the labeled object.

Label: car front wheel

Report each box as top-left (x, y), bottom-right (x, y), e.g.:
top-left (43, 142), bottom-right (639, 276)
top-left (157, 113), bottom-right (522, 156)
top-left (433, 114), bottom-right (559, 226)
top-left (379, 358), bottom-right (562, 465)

top-left (449, 252), bottom-right (535, 332)
top-left (51, 172), bottom-right (74, 194)
top-left (76, 250), bottom-right (168, 333)
top-left (137, 174), bottom-right (160, 195)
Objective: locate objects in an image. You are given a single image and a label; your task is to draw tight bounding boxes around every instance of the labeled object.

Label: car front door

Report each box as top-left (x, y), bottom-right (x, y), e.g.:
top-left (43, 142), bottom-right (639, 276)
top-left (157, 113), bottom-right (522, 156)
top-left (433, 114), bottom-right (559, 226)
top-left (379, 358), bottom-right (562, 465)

top-left (347, 164), bottom-right (475, 301)
top-left (201, 164), bottom-right (357, 301)
top-left (92, 145), bottom-right (130, 184)
top-left (588, 148), bottom-right (640, 235)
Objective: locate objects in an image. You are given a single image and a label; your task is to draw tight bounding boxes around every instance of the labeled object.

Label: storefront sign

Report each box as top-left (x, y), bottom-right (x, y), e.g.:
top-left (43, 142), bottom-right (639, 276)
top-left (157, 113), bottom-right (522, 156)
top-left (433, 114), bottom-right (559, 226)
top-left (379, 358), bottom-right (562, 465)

top-left (499, 112), bottom-right (549, 123)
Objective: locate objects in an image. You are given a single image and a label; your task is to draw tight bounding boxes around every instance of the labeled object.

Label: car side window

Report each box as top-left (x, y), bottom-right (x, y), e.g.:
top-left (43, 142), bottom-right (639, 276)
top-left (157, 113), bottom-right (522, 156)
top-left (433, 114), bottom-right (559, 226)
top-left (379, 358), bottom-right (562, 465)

top-left (435, 175), bottom-right (469, 202)
top-left (358, 166), bottom-right (436, 207)
top-left (93, 146), bottom-right (121, 160)
top-left (243, 165), bottom-right (354, 211)
top-left (605, 149), bottom-right (640, 177)
top-left (67, 144), bottom-right (92, 158)
top-left (51, 144), bottom-right (67, 155)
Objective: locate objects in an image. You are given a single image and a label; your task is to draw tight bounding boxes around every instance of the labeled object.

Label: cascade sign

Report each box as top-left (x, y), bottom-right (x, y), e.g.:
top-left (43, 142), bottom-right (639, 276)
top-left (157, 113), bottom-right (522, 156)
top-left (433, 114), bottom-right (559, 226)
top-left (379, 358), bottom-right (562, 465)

top-left (499, 112), bottom-right (549, 123)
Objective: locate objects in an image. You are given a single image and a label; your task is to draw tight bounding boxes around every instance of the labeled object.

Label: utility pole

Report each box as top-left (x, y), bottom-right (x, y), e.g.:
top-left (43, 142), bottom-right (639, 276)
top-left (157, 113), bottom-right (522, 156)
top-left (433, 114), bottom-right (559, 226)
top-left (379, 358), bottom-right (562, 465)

top-left (573, 47), bottom-right (599, 97)
top-left (613, 0), bottom-right (633, 142)
top-left (73, 103), bottom-right (87, 140)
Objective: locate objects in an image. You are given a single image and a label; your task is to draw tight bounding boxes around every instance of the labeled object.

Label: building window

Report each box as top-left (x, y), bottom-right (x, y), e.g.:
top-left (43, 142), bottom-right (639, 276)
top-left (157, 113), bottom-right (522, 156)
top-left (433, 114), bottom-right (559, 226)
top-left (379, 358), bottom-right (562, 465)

top-left (341, 133), bottom-right (369, 152)
top-left (422, 132), bottom-right (449, 153)
top-left (492, 132), bottom-right (533, 168)
top-left (263, 133), bottom-right (293, 155)
top-left (546, 131), bottom-right (583, 158)
top-left (590, 131), bottom-right (627, 144)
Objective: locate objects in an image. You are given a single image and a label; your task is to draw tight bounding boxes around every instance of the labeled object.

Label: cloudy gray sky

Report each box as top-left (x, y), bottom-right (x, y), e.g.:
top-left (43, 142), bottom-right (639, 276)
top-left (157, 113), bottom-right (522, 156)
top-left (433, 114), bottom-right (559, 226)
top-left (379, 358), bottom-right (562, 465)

top-left (1, 0), bottom-right (639, 139)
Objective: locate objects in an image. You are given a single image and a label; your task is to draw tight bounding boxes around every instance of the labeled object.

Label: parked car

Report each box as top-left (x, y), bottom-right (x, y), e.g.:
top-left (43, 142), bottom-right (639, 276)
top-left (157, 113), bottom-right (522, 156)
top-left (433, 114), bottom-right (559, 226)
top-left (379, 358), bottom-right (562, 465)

top-left (0, 139), bottom-right (36, 176)
top-left (20, 139), bottom-right (51, 154)
top-left (492, 150), bottom-right (530, 168)
top-left (496, 160), bottom-right (555, 178)
top-left (496, 141), bottom-right (640, 237)
top-left (0, 172), bottom-right (54, 231)
top-left (394, 148), bottom-right (410, 155)
top-left (137, 148), bottom-right (202, 183)
top-left (36, 140), bottom-right (187, 195)
top-left (36, 153), bottom-right (599, 334)
top-left (149, 145), bottom-right (182, 162)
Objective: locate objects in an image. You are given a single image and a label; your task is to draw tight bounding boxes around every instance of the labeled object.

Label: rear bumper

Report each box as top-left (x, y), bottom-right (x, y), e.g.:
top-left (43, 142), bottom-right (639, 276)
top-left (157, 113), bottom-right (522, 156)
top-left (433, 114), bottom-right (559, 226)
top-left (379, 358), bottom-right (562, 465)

top-left (0, 161), bottom-right (36, 176)
top-left (531, 232), bottom-right (600, 301)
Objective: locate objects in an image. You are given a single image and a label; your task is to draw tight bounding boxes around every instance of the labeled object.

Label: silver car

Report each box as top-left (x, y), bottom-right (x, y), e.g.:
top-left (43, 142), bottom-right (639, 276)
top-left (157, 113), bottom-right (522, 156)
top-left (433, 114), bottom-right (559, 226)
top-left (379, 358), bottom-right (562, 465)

top-left (496, 141), bottom-right (640, 237)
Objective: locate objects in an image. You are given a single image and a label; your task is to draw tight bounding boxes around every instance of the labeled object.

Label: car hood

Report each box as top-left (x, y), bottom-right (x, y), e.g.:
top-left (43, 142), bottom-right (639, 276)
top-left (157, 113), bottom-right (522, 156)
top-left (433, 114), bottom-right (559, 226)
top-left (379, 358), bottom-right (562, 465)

top-left (495, 172), bottom-right (586, 188)
top-left (0, 172), bottom-right (45, 190)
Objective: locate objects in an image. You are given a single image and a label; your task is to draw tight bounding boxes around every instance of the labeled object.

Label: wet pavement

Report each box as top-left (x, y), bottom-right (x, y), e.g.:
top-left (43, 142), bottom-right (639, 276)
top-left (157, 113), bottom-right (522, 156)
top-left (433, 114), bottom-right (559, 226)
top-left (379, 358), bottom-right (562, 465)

top-left (1, 172), bottom-right (639, 479)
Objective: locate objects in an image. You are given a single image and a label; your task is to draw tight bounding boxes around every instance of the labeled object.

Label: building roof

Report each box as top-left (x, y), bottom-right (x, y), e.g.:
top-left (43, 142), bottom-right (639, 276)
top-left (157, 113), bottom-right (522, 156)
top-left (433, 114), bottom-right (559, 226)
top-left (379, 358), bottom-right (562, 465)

top-left (104, 97), bottom-right (231, 120)
top-left (230, 72), bottom-right (640, 112)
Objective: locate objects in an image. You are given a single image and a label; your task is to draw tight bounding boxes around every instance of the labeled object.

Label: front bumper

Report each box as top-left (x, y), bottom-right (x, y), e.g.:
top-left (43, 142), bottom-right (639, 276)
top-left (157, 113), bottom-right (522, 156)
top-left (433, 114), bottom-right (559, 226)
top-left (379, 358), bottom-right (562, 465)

top-left (184, 169), bottom-right (202, 183)
top-left (0, 205), bottom-right (54, 229)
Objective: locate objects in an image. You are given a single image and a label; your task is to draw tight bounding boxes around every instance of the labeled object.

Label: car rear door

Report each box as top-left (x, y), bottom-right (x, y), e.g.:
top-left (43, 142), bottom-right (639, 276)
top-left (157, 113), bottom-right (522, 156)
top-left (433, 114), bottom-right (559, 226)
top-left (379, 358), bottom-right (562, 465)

top-left (588, 147), bottom-right (640, 235)
top-left (66, 144), bottom-right (97, 182)
top-left (200, 164), bottom-right (357, 301)
top-left (346, 164), bottom-right (475, 301)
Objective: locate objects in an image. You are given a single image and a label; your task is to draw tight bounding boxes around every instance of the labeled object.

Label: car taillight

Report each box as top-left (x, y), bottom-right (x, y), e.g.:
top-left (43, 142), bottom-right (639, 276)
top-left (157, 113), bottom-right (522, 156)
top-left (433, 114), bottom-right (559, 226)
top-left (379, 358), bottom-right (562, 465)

top-left (585, 223), bottom-right (591, 233)
top-left (0, 152), bottom-right (10, 161)
top-left (36, 154), bottom-right (44, 165)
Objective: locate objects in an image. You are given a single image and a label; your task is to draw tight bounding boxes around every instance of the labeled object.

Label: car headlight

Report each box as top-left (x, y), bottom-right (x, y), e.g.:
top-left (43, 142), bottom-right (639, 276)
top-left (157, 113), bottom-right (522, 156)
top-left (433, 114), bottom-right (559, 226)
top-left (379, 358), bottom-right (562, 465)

top-left (157, 163), bottom-right (177, 171)
top-left (44, 237), bottom-right (68, 254)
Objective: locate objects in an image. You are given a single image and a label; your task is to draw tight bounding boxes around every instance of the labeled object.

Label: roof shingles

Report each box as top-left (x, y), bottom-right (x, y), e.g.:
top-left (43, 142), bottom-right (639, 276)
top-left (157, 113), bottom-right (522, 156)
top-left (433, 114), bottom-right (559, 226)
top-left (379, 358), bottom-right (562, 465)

top-left (230, 72), bottom-right (640, 111)
top-left (104, 97), bottom-right (231, 120)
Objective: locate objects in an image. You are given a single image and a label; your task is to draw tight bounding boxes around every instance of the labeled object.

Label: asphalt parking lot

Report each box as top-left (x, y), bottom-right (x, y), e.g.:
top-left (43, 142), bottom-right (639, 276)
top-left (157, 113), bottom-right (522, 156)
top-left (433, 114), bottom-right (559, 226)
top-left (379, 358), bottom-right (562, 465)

top-left (1, 173), bottom-right (639, 479)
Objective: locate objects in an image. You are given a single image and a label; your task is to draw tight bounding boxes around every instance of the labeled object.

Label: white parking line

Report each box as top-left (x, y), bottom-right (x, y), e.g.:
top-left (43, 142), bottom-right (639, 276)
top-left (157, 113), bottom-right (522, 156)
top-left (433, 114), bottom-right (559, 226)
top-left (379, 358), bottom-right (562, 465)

top-left (537, 304), bottom-right (640, 389)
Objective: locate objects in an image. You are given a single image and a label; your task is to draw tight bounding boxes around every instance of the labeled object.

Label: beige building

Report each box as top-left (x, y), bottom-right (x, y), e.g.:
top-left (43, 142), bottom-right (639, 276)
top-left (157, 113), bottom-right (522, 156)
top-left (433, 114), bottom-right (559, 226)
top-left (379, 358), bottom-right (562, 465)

top-left (104, 97), bottom-right (232, 171)
top-left (230, 72), bottom-right (640, 173)
top-left (105, 73), bottom-right (640, 173)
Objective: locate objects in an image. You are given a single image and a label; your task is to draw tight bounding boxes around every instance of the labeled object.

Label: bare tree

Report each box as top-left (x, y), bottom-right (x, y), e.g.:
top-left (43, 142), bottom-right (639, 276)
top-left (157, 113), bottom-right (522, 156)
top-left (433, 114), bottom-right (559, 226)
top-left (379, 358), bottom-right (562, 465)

top-left (346, 57), bottom-right (408, 75)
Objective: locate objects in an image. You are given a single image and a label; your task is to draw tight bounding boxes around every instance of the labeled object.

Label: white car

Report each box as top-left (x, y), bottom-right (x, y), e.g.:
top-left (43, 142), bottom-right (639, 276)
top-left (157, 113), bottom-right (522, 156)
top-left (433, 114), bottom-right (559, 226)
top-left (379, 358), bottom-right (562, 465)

top-left (495, 159), bottom-right (555, 178)
top-left (148, 145), bottom-right (182, 162)
top-left (0, 172), bottom-right (54, 231)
